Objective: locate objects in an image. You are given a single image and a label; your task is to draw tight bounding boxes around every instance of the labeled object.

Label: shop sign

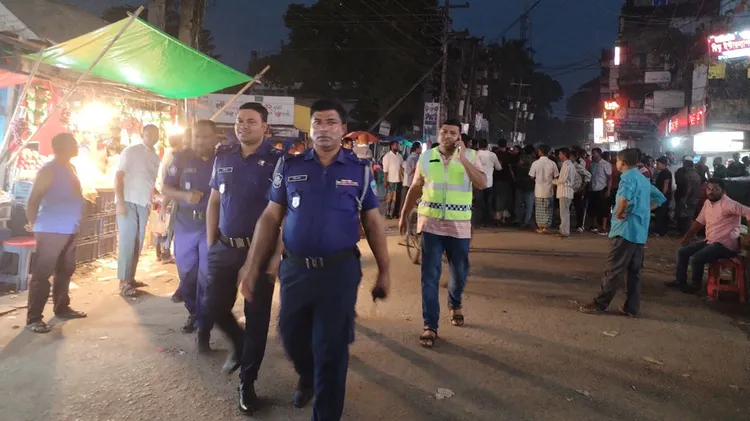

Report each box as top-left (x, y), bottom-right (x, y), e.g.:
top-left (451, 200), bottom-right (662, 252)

top-left (195, 94), bottom-right (295, 126)
top-left (378, 121), bottom-right (391, 136)
top-left (709, 31), bottom-right (750, 61)
top-left (615, 118), bottom-right (656, 134)
top-left (644, 71), bottom-right (671, 84)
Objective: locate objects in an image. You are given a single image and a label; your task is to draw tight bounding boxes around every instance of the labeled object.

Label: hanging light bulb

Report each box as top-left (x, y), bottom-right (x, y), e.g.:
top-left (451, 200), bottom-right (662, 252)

top-left (528, 113), bottom-right (535, 121)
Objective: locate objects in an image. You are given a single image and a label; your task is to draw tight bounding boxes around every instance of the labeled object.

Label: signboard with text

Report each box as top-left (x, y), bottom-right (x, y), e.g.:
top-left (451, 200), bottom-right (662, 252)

top-left (195, 94), bottom-right (295, 126)
top-left (709, 31), bottom-right (750, 61)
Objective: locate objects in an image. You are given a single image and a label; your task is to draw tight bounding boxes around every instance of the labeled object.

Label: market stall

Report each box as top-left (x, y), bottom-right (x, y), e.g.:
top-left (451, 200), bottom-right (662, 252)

top-left (0, 13), bottom-right (255, 264)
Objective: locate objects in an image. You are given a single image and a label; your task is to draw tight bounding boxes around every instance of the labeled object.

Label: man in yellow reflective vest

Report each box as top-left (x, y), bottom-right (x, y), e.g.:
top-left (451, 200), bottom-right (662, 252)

top-left (399, 118), bottom-right (487, 348)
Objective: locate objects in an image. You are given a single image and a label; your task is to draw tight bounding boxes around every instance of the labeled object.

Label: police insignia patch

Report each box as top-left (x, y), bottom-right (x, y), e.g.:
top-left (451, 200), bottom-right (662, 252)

top-left (168, 165), bottom-right (177, 176)
top-left (273, 172), bottom-right (283, 188)
top-left (370, 180), bottom-right (377, 194)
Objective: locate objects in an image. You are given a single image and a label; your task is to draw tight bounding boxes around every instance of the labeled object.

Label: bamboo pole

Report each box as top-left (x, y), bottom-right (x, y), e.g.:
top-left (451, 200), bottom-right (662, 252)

top-left (6, 7), bottom-right (145, 166)
top-left (210, 65), bottom-right (270, 121)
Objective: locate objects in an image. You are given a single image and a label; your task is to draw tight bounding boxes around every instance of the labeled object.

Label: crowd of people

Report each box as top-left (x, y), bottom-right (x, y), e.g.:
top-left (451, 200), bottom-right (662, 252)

top-left (17, 102), bottom-right (750, 420)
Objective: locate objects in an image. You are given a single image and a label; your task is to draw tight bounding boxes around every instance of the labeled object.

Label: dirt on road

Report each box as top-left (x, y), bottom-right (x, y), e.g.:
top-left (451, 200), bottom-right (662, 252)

top-left (0, 229), bottom-right (748, 421)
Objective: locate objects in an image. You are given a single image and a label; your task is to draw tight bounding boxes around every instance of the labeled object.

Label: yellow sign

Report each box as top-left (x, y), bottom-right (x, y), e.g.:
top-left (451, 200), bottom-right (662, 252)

top-left (708, 62), bottom-right (726, 79)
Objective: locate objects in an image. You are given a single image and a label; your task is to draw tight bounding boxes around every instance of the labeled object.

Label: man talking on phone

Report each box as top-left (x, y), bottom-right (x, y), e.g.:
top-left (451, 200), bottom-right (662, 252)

top-left (399, 118), bottom-right (486, 348)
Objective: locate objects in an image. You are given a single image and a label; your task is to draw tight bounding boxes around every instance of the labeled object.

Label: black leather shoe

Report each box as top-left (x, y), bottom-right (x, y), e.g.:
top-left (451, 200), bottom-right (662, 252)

top-left (196, 331), bottom-right (211, 354)
top-left (238, 382), bottom-right (259, 415)
top-left (292, 378), bottom-right (313, 408)
top-left (181, 315), bottom-right (197, 333)
top-left (222, 351), bottom-right (240, 374)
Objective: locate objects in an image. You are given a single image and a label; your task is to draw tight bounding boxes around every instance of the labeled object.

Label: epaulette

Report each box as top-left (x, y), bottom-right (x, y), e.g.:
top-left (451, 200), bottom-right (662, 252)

top-left (216, 144), bottom-right (238, 155)
top-left (269, 148), bottom-right (284, 156)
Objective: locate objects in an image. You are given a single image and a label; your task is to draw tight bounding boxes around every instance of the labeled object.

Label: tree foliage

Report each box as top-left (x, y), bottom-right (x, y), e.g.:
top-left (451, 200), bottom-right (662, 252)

top-left (100, 2), bottom-right (219, 59)
top-left (564, 76), bottom-right (600, 144)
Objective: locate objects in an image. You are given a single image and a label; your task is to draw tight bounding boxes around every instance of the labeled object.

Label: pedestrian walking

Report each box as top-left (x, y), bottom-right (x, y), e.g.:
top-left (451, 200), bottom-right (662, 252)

top-left (24, 133), bottom-right (87, 333)
top-left (477, 138), bottom-right (502, 225)
top-left (239, 99), bottom-right (391, 420)
top-left (115, 125), bottom-right (161, 297)
top-left (161, 120), bottom-right (219, 335)
top-left (399, 118), bottom-right (486, 348)
top-left (203, 103), bottom-right (286, 410)
top-left (529, 144), bottom-right (559, 233)
top-left (588, 147), bottom-right (612, 235)
top-left (554, 148), bottom-right (577, 238)
top-left (402, 142), bottom-right (421, 202)
top-left (382, 140), bottom-right (404, 218)
top-left (579, 149), bottom-right (666, 317)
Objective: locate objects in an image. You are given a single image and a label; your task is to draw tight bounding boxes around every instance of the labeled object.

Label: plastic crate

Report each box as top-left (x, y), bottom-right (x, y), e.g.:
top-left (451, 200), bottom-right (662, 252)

top-left (96, 189), bottom-right (116, 214)
top-left (83, 200), bottom-right (98, 218)
top-left (75, 237), bottom-right (99, 264)
top-left (101, 214), bottom-right (117, 234)
top-left (11, 181), bottom-right (33, 205)
top-left (78, 216), bottom-right (101, 239)
top-left (98, 233), bottom-right (117, 257)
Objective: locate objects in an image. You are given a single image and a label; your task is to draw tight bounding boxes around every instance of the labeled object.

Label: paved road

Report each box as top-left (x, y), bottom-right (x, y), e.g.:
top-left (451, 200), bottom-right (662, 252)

top-left (0, 230), bottom-right (748, 421)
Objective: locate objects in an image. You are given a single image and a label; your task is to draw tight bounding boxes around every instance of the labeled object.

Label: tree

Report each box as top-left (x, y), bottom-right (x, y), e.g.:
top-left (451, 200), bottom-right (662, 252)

top-left (101, 1), bottom-right (218, 58)
top-left (249, 0), bottom-right (442, 130)
top-left (564, 76), bottom-right (600, 144)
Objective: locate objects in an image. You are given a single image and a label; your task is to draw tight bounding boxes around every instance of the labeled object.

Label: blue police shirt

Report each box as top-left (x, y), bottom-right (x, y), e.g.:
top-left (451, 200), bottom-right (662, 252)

top-left (209, 141), bottom-right (284, 238)
top-left (269, 148), bottom-right (379, 256)
top-left (610, 167), bottom-right (666, 244)
top-left (164, 149), bottom-right (215, 229)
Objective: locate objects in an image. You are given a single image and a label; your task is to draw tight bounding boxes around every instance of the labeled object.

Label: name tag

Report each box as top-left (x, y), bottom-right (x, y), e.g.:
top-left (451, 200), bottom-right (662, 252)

top-left (217, 167), bottom-right (233, 174)
top-left (184, 168), bottom-right (197, 173)
top-left (336, 179), bottom-right (359, 187)
top-left (288, 175), bottom-right (308, 183)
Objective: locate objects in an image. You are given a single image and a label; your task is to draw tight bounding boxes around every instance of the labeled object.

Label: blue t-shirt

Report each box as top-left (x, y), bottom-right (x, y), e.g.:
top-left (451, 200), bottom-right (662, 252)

top-left (610, 167), bottom-right (666, 244)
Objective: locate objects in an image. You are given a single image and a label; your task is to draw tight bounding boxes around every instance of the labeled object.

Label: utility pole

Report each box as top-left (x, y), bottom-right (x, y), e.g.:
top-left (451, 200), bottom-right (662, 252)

top-left (510, 79), bottom-right (532, 144)
top-left (439, 0), bottom-right (470, 123)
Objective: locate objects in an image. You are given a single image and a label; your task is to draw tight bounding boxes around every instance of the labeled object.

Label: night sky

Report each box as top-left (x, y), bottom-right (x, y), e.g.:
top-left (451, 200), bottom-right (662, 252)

top-left (66, 0), bottom-right (620, 115)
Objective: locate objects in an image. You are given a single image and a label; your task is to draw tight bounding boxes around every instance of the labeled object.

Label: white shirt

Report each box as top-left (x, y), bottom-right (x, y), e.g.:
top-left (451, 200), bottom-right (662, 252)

top-left (555, 159), bottom-right (577, 199)
top-left (117, 143), bottom-right (160, 207)
top-left (477, 149), bottom-right (502, 188)
top-left (382, 150), bottom-right (404, 183)
top-left (528, 156), bottom-right (559, 198)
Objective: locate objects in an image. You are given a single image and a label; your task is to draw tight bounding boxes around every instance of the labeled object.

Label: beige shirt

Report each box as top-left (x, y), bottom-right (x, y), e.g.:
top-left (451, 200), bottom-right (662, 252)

top-left (529, 156), bottom-right (559, 198)
top-left (117, 143), bottom-right (160, 207)
top-left (382, 150), bottom-right (404, 183)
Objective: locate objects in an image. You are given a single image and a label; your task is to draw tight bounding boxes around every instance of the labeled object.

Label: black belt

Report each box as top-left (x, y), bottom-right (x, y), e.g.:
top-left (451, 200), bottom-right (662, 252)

top-left (220, 234), bottom-right (252, 248)
top-left (179, 208), bottom-right (206, 221)
top-left (282, 248), bottom-right (360, 269)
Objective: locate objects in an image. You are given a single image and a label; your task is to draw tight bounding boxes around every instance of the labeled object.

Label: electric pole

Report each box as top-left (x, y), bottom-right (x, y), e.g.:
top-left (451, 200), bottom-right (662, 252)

top-left (510, 79), bottom-right (532, 144)
top-left (439, 0), bottom-right (470, 123)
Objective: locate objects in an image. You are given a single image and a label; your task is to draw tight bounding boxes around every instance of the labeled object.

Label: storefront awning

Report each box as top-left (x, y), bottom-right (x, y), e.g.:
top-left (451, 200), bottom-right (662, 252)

top-left (32, 17), bottom-right (252, 99)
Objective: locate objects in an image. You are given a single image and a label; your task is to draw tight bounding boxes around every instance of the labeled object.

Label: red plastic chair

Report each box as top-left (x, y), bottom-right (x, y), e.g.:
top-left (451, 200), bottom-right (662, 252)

top-left (2, 236), bottom-right (36, 291)
top-left (706, 257), bottom-right (747, 303)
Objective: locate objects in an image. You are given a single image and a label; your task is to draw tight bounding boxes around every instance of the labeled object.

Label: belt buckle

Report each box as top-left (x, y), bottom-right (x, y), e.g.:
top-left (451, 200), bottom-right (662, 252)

top-left (305, 257), bottom-right (324, 269)
top-left (234, 238), bottom-right (246, 248)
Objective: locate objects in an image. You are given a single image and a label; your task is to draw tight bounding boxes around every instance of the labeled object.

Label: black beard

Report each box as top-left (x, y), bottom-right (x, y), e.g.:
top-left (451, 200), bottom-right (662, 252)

top-left (708, 195), bottom-right (722, 202)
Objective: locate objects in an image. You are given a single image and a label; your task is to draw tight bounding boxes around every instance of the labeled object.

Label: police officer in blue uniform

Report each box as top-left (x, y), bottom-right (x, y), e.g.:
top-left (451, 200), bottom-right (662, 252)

top-left (203, 103), bottom-right (285, 413)
top-left (239, 99), bottom-right (391, 421)
top-left (161, 120), bottom-right (218, 336)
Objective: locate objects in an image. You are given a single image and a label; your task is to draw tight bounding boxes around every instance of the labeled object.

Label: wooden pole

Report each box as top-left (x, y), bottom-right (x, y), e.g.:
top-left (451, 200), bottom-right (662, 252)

top-left (0, 47), bottom-right (45, 161)
top-left (210, 65), bottom-right (270, 121)
top-left (6, 7), bottom-right (145, 166)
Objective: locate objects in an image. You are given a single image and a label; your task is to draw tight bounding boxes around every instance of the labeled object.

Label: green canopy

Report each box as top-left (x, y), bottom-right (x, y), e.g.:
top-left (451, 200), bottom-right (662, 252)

top-left (35, 17), bottom-right (252, 99)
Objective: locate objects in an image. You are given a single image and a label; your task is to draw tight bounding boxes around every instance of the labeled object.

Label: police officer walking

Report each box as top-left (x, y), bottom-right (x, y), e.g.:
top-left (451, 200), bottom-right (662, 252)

top-left (239, 99), bottom-right (391, 421)
top-left (203, 103), bottom-right (285, 406)
top-left (161, 120), bottom-right (219, 335)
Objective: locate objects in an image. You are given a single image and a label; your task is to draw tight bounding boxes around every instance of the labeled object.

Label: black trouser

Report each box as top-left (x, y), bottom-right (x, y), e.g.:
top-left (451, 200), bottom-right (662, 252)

top-left (654, 202), bottom-right (670, 236)
top-left (481, 187), bottom-right (494, 223)
top-left (240, 273), bottom-right (275, 384)
top-left (204, 241), bottom-right (248, 356)
top-left (26, 233), bottom-right (77, 324)
top-left (594, 236), bottom-right (644, 315)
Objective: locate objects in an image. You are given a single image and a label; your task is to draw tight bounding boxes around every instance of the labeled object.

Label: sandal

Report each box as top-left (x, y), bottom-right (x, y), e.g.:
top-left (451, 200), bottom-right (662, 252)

top-left (26, 321), bottom-right (51, 333)
top-left (55, 308), bottom-right (87, 319)
top-left (450, 308), bottom-right (465, 327)
top-left (120, 283), bottom-right (139, 297)
top-left (419, 328), bottom-right (438, 348)
top-left (131, 280), bottom-right (148, 288)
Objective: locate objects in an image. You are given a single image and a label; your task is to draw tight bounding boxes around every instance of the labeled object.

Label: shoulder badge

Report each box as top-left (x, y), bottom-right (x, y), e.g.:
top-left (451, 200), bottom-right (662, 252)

top-left (167, 164), bottom-right (177, 176)
top-left (272, 172), bottom-right (283, 188)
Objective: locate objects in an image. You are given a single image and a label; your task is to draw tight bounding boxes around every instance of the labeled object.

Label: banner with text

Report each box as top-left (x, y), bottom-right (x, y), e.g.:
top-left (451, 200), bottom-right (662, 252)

top-left (195, 94), bottom-right (295, 126)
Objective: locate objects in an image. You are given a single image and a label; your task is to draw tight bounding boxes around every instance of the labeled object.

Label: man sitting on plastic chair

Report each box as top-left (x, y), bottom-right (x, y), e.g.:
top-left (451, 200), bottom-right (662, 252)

top-left (667, 178), bottom-right (750, 294)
